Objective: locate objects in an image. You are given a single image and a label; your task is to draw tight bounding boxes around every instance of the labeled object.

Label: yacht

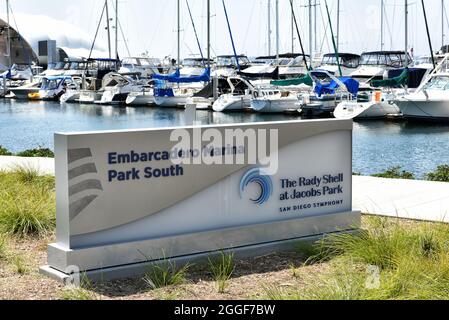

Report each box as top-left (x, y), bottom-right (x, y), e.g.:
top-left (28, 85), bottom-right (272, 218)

top-left (153, 68), bottom-right (210, 108)
top-left (95, 73), bottom-right (142, 105)
top-left (212, 55), bottom-right (251, 77)
top-left (60, 77), bottom-right (83, 103)
top-left (212, 77), bottom-right (255, 112)
top-left (119, 57), bottom-right (163, 78)
top-left (27, 76), bottom-right (75, 101)
top-left (250, 86), bottom-right (301, 114)
top-left (394, 55), bottom-right (449, 121)
top-left (333, 90), bottom-right (400, 120)
top-left (318, 53), bottom-right (361, 77)
top-left (78, 58), bottom-right (121, 104)
top-left (350, 51), bottom-right (411, 87)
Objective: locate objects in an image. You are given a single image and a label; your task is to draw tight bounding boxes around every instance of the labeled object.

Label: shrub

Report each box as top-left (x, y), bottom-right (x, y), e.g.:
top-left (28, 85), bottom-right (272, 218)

top-left (208, 251), bottom-right (235, 294)
top-left (0, 146), bottom-right (12, 156)
top-left (372, 166), bottom-right (414, 180)
top-left (16, 147), bottom-right (54, 158)
top-left (61, 277), bottom-right (96, 300)
top-left (143, 260), bottom-right (190, 290)
top-left (426, 165), bottom-right (449, 182)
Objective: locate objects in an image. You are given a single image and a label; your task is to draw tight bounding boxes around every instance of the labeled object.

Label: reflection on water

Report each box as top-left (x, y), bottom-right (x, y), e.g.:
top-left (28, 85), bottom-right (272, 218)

top-left (1, 100), bottom-right (448, 177)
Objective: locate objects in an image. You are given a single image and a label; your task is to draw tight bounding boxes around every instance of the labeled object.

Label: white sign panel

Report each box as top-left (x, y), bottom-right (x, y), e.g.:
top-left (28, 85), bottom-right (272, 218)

top-left (42, 119), bottom-right (360, 280)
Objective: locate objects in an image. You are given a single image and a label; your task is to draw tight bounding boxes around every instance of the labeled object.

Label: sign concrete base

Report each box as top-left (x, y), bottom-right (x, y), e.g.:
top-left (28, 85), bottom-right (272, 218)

top-left (40, 210), bottom-right (360, 283)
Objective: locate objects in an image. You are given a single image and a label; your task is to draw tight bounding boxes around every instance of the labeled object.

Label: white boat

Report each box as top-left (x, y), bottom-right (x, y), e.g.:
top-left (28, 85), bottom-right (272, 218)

top-left (251, 87), bottom-right (300, 113)
top-left (9, 79), bottom-right (42, 99)
top-left (126, 90), bottom-right (155, 106)
top-left (213, 77), bottom-right (255, 112)
top-left (60, 77), bottom-right (83, 103)
top-left (350, 51), bottom-right (411, 88)
top-left (334, 90), bottom-right (400, 120)
top-left (212, 55), bottom-right (251, 77)
top-left (27, 76), bottom-right (74, 101)
top-left (299, 70), bottom-right (360, 117)
top-left (318, 53), bottom-right (361, 77)
top-left (95, 73), bottom-right (141, 105)
top-left (154, 88), bottom-right (195, 108)
top-left (394, 55), bottom-right (449, 121)
top-left (119, 57), bottom-right (163, 78)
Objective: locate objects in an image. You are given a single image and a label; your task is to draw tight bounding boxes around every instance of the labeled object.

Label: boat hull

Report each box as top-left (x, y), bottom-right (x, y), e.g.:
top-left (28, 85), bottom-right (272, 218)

top-left (251, 98), bottom-right (299, 113)
top-left (126, 93), bottom-right (155, 106)
top-left (334, 101), bottom-right (400, 120)
top-left (395, 98), bottom-right (449, 121)
top-left (213, 95), bottom-right (251, 112)
top-left (154, 96), bottom-right (190, 108)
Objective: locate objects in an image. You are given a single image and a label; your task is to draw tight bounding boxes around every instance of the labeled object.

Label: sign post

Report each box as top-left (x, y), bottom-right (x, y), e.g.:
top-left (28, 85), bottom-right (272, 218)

top-left (41, 119), bottom-right (360, 282)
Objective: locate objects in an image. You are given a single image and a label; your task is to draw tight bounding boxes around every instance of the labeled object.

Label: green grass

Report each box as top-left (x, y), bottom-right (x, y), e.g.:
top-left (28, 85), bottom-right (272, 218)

top-left (371, 167), bottom-right (415, 180)
top-left (264, 217), bottom-right (449, 300)
top-left (11, 255), bottom-right (29, 275)
top-left (61, 277), bottom-right (96, 300)
top-left (0, 169), bottom-right (55, 237)
top-left (208, 251), bottom-right (235, 294)
top-left (0, 234), bottom-right (7, 261)
top-left (143, 260), bottom-right (190, 290)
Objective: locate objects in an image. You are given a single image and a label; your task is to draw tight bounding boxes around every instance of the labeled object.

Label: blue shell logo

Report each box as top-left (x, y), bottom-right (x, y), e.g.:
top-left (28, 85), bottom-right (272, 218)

top-left (240, 168), bottom-right (273, 205)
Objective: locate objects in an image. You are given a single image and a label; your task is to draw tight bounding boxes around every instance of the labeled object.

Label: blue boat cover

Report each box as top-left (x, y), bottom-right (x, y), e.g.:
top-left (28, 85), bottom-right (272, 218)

top-left (152, 68), bottom-right (210, 83)
top-left (154, 87), bottom-right (175, 97)
top-left (314, 77), bottom-right (359, 97)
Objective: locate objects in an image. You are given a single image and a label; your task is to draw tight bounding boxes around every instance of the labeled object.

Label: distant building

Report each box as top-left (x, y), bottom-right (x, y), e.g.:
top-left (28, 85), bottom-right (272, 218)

top-left (0, 18), bottom-right (38, 69)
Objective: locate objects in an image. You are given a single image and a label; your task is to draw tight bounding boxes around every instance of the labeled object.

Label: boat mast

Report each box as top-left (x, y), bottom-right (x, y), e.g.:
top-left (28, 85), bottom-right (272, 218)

top-left (314, 0), bottom-right (318, 54)
top-left (291, 1), bottom-right (294, 53)
top-left (421, 0), bottom-right (435, 68)
top-left (105, 0), bottom-right (112, 59)
top-left (115, 0), bottom-right (118, 59)
top-left (443, 0), bottom-right (446, 48)
top-left (6, 0), bottom-right (11, 68)
top-left (268, 0), bottom-right (271, 55)
top-left (207, 0), bottom-right (210, 70)
top-left (405, 0), bottom-right (408, 68)
top-left (177, 0), bottom-right (180, 69)
top-left (309, 0), bottom-right (313, 58)
top-left (381, 0), bottom-right (384, 51)
top-left (336, 0), bottom-right (340, 52)
top-left (276, 0), bottom-right (279, 65)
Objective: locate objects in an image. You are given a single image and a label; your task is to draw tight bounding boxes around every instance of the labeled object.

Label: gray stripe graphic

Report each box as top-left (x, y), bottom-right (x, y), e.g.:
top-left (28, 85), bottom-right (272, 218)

top-left (69, 180), bottom-right (103, 197)
top-left (68, 148), bottom-right (92, 164)
top-left (69, 195), bottom-right (98, 221)
top-left (68, 163), bottom-right (98, 180)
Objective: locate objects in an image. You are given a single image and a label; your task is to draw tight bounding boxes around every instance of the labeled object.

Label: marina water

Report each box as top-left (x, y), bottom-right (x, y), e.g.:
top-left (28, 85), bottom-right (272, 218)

top-left (1, 99), bottom-right (448, 178)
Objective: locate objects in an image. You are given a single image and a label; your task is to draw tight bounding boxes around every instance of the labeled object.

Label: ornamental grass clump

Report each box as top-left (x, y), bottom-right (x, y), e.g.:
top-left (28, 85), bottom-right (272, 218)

top-left (265, 217), bottom-right (449, 300)
top-left (0, 169), bottom-right (55, 237)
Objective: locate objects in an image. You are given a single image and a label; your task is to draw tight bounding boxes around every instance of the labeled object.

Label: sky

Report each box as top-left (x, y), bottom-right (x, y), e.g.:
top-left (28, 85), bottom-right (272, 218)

top-left (0, 0), bottom-right (446, 59)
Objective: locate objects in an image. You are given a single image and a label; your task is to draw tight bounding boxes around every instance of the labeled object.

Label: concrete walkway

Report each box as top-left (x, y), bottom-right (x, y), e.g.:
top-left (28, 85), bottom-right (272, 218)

top-left (1, 156), bottom-right (449, 223)
top-left (0, 156), bottom-right (55, 176)
top-left (353, 176), bottom-right (449, 223)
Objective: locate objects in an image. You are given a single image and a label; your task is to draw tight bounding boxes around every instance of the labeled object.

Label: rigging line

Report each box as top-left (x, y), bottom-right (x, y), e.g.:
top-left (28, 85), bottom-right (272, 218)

top-left (289, 0), bottom-right (309, 70)
top-left (8, 5), bottom-right (31, 66)
top-left (88, 2), bottom-right (107, 61)
top-left (319, 0), bottom-right (331, 55)
top-left (383, 1), bottom-right (394, 50)
top-left (185, 0), bottom-right (205, 65)
top-left (111, 0), bottom-right (131, 57)
top-left (222, 0), bottom-right (240, 71)
top-left (242, 0), bottom-right (257, 53)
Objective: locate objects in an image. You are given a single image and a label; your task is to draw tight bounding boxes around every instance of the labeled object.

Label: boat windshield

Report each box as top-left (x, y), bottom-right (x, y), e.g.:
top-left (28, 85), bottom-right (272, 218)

top-left (54, 62), bottom-right (65, 70)
top-left (321, 55), bottom-right (360, 68)
top-left (42, 78), bottom-right (64, 90)
top-left (288, 56), bottom-right (311, 67)
top-left (360, 52), bottom-right (409, 67)
top-left (423, 76), bottom-right (449, 90)
top-left (140, 58), bottom-right (161, 67)
top-left (182, 59), bottom-right (205, 67)
top-left (217, 56), bottom-right (250, 68)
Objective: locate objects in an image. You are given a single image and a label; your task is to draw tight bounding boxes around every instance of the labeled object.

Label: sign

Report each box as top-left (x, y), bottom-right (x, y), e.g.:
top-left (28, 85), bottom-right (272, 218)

top-left (41, 119), bottom-right (360, 281)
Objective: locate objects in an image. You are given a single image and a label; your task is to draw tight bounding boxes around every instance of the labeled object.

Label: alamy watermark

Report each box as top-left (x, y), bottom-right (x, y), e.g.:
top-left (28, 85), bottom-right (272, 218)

top-left (170, 122), bottom-right (280, 175)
